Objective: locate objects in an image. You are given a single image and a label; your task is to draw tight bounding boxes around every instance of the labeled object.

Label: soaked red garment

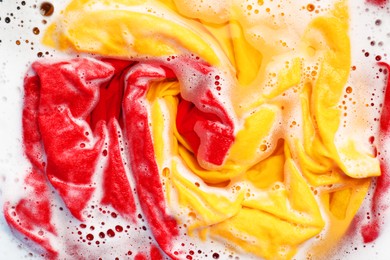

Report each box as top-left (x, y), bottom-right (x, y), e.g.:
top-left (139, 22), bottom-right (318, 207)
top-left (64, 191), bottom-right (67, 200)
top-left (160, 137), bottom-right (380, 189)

top-left (366, 0), bottom-right (388, 7)
top-left (3, 57), bottom-right (235, 259)
top-left (361, 62), bottom-right (390, 243)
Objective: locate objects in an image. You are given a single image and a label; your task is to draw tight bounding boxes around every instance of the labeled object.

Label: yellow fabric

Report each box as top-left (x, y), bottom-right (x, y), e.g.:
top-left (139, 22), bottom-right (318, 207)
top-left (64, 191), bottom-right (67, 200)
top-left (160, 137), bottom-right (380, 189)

top-left (210, 145), bottom-right (324, 259)
top-left (43, 0), bottom-right (221, 65)
top-left (44, 0), bottom-right (381, 259)
top-left (264, 58), bottom-right (302, 99)
top-left (230, 20), bottom-right (263, 86)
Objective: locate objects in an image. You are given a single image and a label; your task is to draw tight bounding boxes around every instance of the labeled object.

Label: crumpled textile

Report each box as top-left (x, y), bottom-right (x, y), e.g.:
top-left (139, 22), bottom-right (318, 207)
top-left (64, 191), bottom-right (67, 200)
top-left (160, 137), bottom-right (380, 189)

top-left (4, 56), bottom-right (235, 259)
top-left (3, 0), bottom-right (387, 259)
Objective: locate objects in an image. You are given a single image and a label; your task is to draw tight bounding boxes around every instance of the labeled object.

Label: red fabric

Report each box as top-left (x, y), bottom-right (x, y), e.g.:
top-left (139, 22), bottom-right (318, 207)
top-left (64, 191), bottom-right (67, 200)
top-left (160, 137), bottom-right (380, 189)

top-left (361, 62), bottom-right (390, 243)
top-left (366, 0), bottom-right (388, 7)
top-left (33, 59), bottom-right (112, 219)
top-left (380, 63), bottom-right (390, 134)
top-left (176, 95), bottom-right (235, 165)
top-left (4, 170), bottom-right (57, 259)
top-left (123, 63), bottom-right (180, 257)
top-left (150, 245), bottom-right (164, 260)
top-left (4, 57), bottom-right (236, 258)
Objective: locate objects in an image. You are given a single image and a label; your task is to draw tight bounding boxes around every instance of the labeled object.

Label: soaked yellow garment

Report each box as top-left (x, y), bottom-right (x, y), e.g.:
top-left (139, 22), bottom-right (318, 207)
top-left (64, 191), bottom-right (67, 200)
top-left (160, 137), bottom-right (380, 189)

top-left (44, 0), bottom-right (380, 259)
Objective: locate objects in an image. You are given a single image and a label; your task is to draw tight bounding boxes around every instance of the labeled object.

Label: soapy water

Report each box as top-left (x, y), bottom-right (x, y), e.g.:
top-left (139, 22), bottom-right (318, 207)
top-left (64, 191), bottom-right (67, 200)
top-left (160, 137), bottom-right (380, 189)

top-left (0, 0), bottom-right (390, 259)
